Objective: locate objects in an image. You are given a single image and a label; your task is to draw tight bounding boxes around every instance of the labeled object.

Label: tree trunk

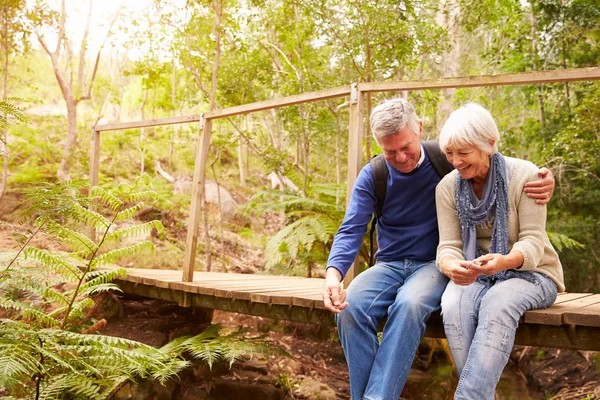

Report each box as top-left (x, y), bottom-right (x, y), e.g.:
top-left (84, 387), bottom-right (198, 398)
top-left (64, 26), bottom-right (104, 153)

top-left (56, 101), bottom-right (78, 181)
top-left (0, 4), bottom-right (9, 202)
top-left (435, 0), bottom-right (461, 132)
top-left (530, 1), bottom-right (545, 129)
top-left (238, 136), bottom-right (246, 187)
top-left (139, 89), bottom-right (147, 175)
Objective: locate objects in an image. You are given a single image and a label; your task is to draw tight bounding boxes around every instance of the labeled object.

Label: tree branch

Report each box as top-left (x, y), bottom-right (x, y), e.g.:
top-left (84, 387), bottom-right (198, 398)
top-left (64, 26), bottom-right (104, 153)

top-left (78, 0), bottom-right (93, 96)
top-left (83, 0), bottom-right (126, 100)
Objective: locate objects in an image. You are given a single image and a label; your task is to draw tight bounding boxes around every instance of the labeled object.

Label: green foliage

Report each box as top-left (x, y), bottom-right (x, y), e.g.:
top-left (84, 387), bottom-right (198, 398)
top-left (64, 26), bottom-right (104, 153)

top-left (547, 232), bottom-right (585, 252)
top-left (0, 175), bottom-right (168, 397)
top-left (244, 184), bottom-right (346, 272)
top-left (1, 173), bottom-right (288, 398)
top-left (0, 98), bottom-right (27, 132)
top-left (161, 324), bottom-right (289, 369)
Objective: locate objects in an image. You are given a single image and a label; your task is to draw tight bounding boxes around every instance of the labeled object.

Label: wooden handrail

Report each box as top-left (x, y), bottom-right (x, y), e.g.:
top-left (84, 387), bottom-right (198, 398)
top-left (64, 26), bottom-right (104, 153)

top-left (95, 114), bottom-right (201, 132)
top-left (360, 67), bottom-right (600, 93)
top-left (203, 85), bottom-right (352, 119)
top-left (92, 67), bottom-right (600, 132)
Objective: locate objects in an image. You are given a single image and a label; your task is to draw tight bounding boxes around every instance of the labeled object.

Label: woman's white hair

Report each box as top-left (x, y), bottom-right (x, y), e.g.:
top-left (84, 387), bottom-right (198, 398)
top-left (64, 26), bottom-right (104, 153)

top-left (439, 103), bottom-right (499, 155)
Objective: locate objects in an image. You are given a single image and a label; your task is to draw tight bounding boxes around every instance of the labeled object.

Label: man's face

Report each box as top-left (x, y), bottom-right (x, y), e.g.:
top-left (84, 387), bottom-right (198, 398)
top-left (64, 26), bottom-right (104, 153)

top-left (378, 124), bottom-right (422, 173)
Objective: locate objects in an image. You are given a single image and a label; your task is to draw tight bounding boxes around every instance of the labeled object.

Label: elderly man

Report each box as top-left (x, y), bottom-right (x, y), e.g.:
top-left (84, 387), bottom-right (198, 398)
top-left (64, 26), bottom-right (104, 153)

top-left (322, 98), bottom-right (554, 400)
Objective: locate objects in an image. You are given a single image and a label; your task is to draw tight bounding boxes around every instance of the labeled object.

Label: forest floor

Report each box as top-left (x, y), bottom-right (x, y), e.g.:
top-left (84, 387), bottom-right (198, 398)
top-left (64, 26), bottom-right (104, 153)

top-left (0, 196), bottom-right (599, 399)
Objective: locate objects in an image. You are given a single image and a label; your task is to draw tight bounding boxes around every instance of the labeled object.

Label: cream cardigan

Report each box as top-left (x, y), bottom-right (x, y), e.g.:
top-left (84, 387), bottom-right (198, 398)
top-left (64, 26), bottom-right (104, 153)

top-left (435, 156), bottom-right (565, 292)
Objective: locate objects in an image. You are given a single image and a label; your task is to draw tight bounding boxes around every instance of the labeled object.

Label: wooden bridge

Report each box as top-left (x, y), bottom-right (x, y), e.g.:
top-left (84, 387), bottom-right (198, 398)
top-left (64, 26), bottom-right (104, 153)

top-left (93, 67), bottom-right (600, 352)
top-left (113, 267), bottom-right (600, 352)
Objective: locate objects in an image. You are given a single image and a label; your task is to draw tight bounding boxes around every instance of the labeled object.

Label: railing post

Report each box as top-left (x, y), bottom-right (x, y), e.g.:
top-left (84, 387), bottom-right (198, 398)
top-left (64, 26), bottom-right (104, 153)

top-left (89, 127), bottom-right (100, 241)
top-left (183, 115), bottom-right (212, 282)
top-left (344, 83), bottom-right (364, 285)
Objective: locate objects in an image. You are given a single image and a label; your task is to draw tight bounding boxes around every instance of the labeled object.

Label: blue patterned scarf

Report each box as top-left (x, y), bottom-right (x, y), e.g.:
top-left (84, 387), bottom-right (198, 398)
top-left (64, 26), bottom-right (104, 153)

top-left (455, 152), bottom-right (509, 261)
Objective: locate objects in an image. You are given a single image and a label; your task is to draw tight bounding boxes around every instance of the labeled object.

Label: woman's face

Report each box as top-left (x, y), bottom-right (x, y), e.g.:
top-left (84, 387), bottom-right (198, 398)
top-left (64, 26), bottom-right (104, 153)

top-left (444, 144), bottom-right (491, 183)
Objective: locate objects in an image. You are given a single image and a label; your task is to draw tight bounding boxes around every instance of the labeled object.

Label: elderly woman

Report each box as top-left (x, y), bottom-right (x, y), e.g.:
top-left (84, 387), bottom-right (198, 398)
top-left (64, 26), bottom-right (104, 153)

top-left (435, 103), bottom-right (565, 400)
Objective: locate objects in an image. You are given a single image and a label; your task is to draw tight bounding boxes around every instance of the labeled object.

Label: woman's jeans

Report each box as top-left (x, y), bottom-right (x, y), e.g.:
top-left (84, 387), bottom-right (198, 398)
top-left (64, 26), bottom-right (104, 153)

top-left (336, 259), bottom-right (449, 400)
top-left (441, 272), bottom-right (558, 400)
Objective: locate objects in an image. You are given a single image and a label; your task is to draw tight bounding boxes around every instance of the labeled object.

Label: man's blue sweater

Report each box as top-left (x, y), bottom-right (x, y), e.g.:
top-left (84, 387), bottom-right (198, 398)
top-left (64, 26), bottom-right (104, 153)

top-left (327, 149), bottom-right (442, 279)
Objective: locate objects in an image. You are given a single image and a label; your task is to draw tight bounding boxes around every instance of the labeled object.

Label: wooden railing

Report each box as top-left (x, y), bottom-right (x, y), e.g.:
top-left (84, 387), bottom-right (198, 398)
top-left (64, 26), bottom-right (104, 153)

top-left (91, 67), bottom-right (600, 285)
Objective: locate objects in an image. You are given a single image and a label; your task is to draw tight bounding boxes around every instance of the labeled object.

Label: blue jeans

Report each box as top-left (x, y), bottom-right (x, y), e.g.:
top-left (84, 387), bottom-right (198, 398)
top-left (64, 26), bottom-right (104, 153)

top-left (336, 259), bottom-right (449, 400)
top-left (441, 272), bottom-right (558, 400)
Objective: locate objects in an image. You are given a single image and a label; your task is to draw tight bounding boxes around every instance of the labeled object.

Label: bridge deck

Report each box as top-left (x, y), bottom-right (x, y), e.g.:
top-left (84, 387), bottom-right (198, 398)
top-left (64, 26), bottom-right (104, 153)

top-left (114, 268), bottom-right (600, 351)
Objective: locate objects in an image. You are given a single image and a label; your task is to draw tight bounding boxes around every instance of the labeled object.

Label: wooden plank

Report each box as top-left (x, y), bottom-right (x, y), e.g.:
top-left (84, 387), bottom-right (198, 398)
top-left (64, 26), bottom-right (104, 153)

top-left (204, 86), bottom-right (351, 119)
top-left (182, 118), bottom-right (212, 282)
top-left (524, 294), bottom-right (600, 325)
top-left (360, 67), bottom-right (600, 93)
top-left (552, 293), bottom-right (592, 304)
top-left (564, 302), bottom-right (600, 327)
top-left (344, 83), bottom-right (364, 286)
top-left (95, 114), bottom-right (201, 132)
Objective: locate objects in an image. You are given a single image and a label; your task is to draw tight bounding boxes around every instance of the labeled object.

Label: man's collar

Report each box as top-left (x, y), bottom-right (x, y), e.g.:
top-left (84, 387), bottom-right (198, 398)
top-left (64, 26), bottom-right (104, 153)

top-left (415, 144), bottom-right (425, 169)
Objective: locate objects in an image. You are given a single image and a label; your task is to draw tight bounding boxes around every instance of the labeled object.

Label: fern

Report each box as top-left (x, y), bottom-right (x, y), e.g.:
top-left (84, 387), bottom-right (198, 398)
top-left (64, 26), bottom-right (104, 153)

top-left (162, 324), bottom-right (289, 369)
top-left (90, 186), bottom-right (124, 211)
top-left (264, 214), bottom-right (340, 269)
top-left (115, 203), bottom-right (145, 222)
top-left (23, 247), bottom-right (82, 282)
top-left (104, 220), bottom-right (164, 243)
top-left (45, 222), bottom-right (98, 257)
top-left (0, 98), bottom-right (27, 130)
top-left (91, 241), bottom-right (155, 268)
top-left (547, 231), bottom-right (585, 252)
top-left (245, 183), bottom-right (346, 273)
top-left (1, 173), bottom-right (288, 399)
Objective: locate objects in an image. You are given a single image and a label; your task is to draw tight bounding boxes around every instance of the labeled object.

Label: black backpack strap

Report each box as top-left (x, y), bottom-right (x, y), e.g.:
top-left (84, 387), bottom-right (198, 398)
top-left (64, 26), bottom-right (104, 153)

top-left (422, 140), bottom-right (454, 178)
top-left (368, 154), bottom-right (388, 267)
top-left (369, 154), bottom-right (388, 218)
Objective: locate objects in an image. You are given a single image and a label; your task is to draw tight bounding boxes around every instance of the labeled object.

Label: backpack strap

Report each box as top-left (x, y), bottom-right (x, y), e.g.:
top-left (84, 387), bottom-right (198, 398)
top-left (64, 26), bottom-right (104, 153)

top-left (368, 154), bottom-right (388, 267)
top-left (423, 140), bottom-right (454, 178)
top-left (369, 154), bottom-right (388, 218)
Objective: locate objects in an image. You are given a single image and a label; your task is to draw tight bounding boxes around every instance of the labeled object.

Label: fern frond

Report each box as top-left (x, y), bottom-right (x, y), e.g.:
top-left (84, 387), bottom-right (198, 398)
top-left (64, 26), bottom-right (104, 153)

top-left (91, 241), bottom-right (154, 268)
top-left (40, 286), bottom-right (69, 306)
top-left (21, 308), bottom-right (60, 328)
top-left (23, 247), bottom-right (82, 282)
top-left (80, 283), bottom-right (123, 296)
top-left (264, 214), bottom-right (337, 268)
top-left (90, 186), bottom-right (124, 211)
top-left (0, 352), bottom-right (41, 389)
top-left (163, 325), bottom-right (287, 371)
top-left (547, 231), bottom-right (585, 252)
top-left (72, 203), bottom-right (111, 231)
top-left (64, 298), bottom-right (95, 321)
top-left (81, 268), bottom-right (127, 291)
top-left (127, 190), bottom-right (158, 203)
top-left (115, 203), bottom-right (143, 222)
top-left (105, 221), bottom-right (164, 243)
top-left (39, 373), bottom-right (103, 400)
top-left (45, 222), bottom-right (98, 257)
top-left (0, 297), bottom-right (27, 312)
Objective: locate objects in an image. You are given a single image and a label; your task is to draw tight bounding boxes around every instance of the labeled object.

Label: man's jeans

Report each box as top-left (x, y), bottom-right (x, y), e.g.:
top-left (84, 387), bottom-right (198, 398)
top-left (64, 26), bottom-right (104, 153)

top-left (441, 273), bottom-right (558, 400)
top-left (336, 259), bottom-right (448, 400)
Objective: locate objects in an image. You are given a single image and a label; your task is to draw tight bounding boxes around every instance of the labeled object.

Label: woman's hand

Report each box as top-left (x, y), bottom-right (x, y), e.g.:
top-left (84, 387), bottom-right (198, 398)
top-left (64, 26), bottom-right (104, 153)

top-left (440, 257), bottom-right (479, 286)
top-left (470, 251), bottom-right (524, 275)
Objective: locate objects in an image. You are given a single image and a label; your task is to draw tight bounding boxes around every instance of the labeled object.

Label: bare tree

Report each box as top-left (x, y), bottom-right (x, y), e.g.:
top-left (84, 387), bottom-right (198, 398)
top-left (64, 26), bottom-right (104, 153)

top-left (35, 0), bottom-right (123, 180)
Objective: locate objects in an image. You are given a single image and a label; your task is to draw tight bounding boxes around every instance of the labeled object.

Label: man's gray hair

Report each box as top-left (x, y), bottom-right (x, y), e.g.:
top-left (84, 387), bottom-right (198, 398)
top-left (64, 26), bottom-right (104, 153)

top-left (439, 103), bottom-right (499, 155)
top-left (370, 98), bottom-right (420, 142)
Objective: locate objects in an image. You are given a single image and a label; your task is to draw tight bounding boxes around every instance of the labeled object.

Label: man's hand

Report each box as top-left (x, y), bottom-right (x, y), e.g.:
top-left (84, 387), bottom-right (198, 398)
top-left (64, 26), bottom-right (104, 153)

top-left (323, 268), bottom-right (349, 314)
top-left (524, 167), bottom-right (555, 205)
top-left (440, 257), bottom-right (478, 286)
